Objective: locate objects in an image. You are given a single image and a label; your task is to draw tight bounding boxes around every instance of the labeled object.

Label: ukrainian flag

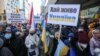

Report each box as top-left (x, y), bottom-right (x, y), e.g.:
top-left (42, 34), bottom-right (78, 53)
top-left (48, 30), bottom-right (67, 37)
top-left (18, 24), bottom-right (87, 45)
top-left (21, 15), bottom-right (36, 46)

top-left (54, 40), bottom-right (69, 56)
top-left (41, 17), bottom-right (48, 53)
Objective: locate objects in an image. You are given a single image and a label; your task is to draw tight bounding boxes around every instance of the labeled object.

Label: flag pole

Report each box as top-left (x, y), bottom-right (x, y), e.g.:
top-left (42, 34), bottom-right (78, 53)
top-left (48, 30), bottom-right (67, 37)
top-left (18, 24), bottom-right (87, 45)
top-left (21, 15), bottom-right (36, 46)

top-left (58, 24), bottom-right (62, 41)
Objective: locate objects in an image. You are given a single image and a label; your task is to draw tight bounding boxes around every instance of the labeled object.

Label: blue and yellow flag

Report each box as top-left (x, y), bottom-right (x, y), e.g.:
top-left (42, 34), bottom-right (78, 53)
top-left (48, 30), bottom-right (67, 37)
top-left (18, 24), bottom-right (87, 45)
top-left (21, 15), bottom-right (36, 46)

top-left (54, 40), bottom-right (69, 56)
top-left (41, 17), bottom-right (48, 53)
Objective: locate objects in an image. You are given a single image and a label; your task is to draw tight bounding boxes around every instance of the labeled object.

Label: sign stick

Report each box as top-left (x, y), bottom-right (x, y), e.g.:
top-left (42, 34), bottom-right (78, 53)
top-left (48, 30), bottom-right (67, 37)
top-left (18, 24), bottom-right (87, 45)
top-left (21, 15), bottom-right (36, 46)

top-left (58, 24), bottom-right (62, 41)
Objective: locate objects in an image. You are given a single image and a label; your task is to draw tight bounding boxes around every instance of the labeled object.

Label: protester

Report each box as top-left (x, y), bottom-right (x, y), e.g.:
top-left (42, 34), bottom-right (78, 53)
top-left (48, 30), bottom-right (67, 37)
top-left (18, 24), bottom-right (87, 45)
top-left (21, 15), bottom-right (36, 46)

top-left (64, 32), bottom-right (75, 46)
top-left (36, 27), bottom-right (42, 38)
top-left (90, 28), bottom-right (100, 56)
top-left (50, 28), bottom-right (60, 56)
top-left (74, 26), bottom-right (91, 56)
top-left (0, 38), bottom-right (14, 56)
top-left (4, 27), bottom-right (27, 56)
top-left (61, 26), bottom-right (73, 41)
top-left (4, 27), bottom-right (12, 46)
top-left (25, 29), bottom-right (40, 56)
top-left (36, 27), bottom-right (44, 56)
top-left (20, 27), bottom-right (29, 56)
top-left (78, 27), bottom-right (90, 44)
top-left (46, 29), bottom-right (54, 56)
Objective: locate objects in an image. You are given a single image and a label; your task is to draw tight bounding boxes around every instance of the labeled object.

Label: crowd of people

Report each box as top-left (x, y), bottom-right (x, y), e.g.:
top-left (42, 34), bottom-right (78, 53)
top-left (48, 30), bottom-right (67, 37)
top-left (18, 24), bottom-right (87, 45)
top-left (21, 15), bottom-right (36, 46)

top-left (0, 19), bottom-right (99, 56)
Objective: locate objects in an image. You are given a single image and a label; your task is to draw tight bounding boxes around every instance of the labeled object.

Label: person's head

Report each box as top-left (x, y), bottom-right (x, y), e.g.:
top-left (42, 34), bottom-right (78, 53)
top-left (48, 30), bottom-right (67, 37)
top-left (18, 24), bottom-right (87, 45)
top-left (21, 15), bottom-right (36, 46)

top-left (0, 38), bottom-right (4, 48)
top-left (15, 31), bottom-right (23, 38)
top-left (92, 28), bottom-right (100, 39)
top-left (4, 27), bottom-right (12, 40)
top-left (29, 29), bottom-right (36, 35)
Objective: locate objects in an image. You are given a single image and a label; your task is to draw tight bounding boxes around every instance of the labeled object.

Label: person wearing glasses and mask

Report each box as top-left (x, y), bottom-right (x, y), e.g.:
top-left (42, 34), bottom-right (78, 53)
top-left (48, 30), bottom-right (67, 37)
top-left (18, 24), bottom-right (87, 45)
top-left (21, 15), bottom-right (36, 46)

top-left (4, 27), bottom-right (26, 56)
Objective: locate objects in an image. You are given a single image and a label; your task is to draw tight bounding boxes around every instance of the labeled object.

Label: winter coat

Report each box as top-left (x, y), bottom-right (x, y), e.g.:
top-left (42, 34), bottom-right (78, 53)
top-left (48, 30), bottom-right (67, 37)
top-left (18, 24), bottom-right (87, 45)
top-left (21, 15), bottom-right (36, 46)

top-left (5, 38), bottom-right (26, 56)
top-left (0, 47), bottom-right (14, 56)
top-left (25, 34), bottom-right (40, 56)
top-left (70, 43), bottom-right (91, 56)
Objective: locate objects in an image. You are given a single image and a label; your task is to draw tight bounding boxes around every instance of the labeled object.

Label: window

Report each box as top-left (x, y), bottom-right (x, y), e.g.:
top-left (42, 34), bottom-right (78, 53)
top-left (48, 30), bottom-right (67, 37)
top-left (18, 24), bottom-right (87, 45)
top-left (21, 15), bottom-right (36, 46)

top-left (7, 3), bottom-right (9, 6)
top-left (11, 5), bottom-right (13, 8)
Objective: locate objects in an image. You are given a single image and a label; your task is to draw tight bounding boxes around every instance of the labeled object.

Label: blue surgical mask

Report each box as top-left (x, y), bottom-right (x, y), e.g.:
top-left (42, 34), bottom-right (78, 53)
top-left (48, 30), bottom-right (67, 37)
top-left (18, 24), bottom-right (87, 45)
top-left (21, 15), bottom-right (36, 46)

top-left (5, 33), bottom-right (12, 39)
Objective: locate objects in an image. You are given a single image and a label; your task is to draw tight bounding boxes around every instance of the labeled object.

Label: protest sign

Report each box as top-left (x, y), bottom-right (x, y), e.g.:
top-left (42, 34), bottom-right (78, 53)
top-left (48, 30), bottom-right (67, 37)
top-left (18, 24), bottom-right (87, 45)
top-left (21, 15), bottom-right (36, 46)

top-left (48, 4), bottom-right (80, 26)
top-left (6, 9), bottom-right (25, 23)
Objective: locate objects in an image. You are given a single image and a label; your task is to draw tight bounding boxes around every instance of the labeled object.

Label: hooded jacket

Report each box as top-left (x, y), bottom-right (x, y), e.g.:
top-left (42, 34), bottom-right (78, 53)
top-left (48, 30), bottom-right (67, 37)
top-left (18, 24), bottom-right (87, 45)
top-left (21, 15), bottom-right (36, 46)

top-left (25, 34), bottom-right (39, 56)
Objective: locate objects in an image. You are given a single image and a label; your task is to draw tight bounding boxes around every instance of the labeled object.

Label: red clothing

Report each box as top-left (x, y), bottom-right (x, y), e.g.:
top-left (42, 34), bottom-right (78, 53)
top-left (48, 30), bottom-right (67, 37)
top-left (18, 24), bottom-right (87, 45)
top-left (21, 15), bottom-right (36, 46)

top-left (78, 31), bottom-right (90, 44)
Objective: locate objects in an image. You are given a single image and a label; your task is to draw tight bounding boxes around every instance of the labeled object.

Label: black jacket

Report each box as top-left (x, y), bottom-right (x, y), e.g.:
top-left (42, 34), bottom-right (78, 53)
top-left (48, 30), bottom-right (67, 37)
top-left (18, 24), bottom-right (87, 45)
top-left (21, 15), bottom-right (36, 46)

top-left (0, 47), bottom-right (14, 56)
top-left (5, 38), bottom-right (27, 56)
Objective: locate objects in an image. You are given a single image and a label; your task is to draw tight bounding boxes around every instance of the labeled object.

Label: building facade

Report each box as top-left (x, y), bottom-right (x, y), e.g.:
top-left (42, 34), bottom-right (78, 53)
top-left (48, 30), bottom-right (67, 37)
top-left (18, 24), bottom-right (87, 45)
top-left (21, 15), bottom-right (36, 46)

top-left (5, 0), bottom-right (19, 13)
top-left (0, 0), bottom-right (19, 22)
top-left (24, 0), bottom-right (32, 20)
top-left (0, 0), bottom-right (5, 14)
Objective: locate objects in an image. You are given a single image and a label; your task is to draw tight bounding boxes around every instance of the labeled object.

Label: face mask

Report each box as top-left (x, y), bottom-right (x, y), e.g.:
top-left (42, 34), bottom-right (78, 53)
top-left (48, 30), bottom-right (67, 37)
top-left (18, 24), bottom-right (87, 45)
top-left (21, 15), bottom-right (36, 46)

top-left (5, 33), bottom-right (12, 39)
